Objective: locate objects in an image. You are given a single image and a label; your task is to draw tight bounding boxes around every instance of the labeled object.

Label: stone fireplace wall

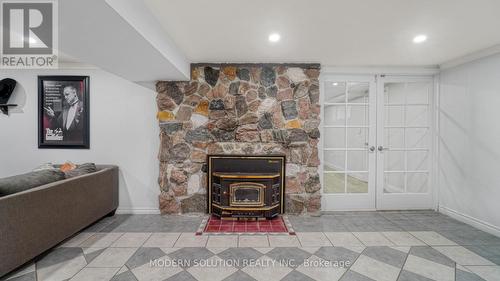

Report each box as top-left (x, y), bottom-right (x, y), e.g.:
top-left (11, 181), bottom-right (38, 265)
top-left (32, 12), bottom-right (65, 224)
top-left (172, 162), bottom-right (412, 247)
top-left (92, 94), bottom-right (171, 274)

top-left (156, 64), bottom-right (321, 215)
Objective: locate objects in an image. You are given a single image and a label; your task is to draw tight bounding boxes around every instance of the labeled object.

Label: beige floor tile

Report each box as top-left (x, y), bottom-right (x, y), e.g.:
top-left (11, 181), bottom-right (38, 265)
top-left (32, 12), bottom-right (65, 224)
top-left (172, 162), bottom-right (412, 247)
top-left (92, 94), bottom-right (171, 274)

top-left (242, 256), bottom-right (293, 281)
top-left (238, 235), bottom-right (269, 248)
top-left (296, 232), bottom-right (332, 247)
top-left (79, 233), bottom-right (124, 248)
top-left (111, 233), bottom-right (152, 248)
top-left (116, 266), bottom-right (128, 275)
top-left (342, 245), bottom-right (366, 254)
top-left (131, 255), bottom-right (183, 281)
top-left (433, 246), bottom-right (495, 266)
top-left (253, 247), bottom-right (273, 254)
top-left (382, 232), bottom-right (426, 246)
top-left (187, 256), bottom-right (238, 281)
top-left (404, 254), bottom-right (455, 281)
top-left (206, 248), bottom-right (228, 255)
top-left (351, 255), bottom-right (401, 281)
top-left (465, 265), bottom-right (500, 281)
top-left (69, 267), bottom-right (119, 281)
top-left (409, 231), bottom-right (457, 246)
top-left (82, 247), bottom-right (106, 257)
top-left (296, 255), bottom-right (347, 281)
top-left (160, 247), bottom-right (181, 254)
top-left (206, 235), bottom-right (238, 248)
top-left (268, 235), bottom-right (300, 247)
top-left (37, 255), bottom-right (87, 281)
top-left (352, 232), bottom-right (394, 246)
top-left (143, 233), bottom-right (180, 248)
top-left (324, 232), bottom-right (363, 246)
top-left (299, 247), bottom-right (320, 254)
top-left (87, 247), bottom-right (137, 268)
top-left (60, 232), bottom-right (95, 247)
top-left (174, 233), bottom-right (208, 247)
top-left (457, 264), bottom-right (470, 271)
top-left (389, 246), bottom-right (411, 254)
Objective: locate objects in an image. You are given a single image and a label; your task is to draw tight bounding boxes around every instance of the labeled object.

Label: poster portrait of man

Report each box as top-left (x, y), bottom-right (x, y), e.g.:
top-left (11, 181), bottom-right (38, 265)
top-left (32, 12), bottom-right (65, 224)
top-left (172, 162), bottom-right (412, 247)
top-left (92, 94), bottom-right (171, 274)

top-left (38, 76), bottom-right (90, 148)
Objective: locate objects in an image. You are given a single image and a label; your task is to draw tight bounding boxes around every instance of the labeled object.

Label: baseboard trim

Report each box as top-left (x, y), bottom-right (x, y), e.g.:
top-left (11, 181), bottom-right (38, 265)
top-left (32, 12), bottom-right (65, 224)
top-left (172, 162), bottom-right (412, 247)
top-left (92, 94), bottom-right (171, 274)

top-left (115, 208), bottom-right (160, 214)
top-left (439, 206), bottom-right (500, 237)
top-left (322, 209), bottom-right (377, 214)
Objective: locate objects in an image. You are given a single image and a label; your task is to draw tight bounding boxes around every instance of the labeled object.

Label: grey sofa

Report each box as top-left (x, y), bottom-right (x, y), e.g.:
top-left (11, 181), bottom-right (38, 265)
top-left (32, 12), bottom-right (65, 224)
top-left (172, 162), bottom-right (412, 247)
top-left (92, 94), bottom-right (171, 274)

top-left (0, 165), bottom-right (119, 277)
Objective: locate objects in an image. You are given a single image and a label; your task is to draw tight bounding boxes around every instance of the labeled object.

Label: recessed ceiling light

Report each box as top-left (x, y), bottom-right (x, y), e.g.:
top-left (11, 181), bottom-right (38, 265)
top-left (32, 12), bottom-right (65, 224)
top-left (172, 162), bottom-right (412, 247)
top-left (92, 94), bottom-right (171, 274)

top-left (268, 33), bottom-right (280, 43)
top-left (332, 82), bottom-right (338, 86)
top-left (413, 34), bottom-right (427, 44)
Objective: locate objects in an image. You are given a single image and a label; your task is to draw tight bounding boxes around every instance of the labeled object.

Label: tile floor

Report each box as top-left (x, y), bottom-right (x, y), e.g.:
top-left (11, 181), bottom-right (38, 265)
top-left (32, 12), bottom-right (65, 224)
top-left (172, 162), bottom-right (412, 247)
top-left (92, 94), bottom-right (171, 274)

top-left (2, 211), bottom-right (500, 281)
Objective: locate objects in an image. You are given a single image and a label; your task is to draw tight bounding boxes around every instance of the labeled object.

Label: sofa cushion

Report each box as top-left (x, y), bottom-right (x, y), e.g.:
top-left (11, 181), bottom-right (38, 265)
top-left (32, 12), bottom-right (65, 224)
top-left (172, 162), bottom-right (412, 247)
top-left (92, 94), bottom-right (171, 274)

top-left (64, 163), bottom-right (97, 179)
top-left (33, 163), bottom-right (58, 172)
top-left (0, 169), bottom-right (66, 197)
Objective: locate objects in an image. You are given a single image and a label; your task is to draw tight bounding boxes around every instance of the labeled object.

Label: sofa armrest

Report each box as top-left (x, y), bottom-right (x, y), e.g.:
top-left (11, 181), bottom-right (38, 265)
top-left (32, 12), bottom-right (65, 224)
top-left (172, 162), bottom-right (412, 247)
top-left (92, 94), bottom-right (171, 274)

top-left (0, 165), bottom-right (119, 277)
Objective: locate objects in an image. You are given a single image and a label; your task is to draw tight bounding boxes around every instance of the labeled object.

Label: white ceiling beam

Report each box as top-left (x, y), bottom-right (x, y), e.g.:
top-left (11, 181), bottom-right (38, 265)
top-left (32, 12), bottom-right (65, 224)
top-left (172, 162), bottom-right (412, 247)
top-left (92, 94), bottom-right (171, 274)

top-left (59, 0), bottom-right (190, 82)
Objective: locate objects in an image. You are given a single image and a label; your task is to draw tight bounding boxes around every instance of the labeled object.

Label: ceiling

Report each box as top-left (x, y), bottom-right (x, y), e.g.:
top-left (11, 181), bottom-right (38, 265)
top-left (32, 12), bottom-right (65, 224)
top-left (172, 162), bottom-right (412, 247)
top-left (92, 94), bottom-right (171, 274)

top-left (57, 0), bottom-right (189, 82)
top-left (144, 0), bottom-right (500, 66)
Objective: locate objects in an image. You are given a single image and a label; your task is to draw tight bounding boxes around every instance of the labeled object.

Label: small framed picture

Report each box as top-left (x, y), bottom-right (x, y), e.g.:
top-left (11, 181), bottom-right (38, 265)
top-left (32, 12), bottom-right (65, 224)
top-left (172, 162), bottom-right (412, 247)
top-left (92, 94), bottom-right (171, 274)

top-left (38, 76), bottom-right (90, 149)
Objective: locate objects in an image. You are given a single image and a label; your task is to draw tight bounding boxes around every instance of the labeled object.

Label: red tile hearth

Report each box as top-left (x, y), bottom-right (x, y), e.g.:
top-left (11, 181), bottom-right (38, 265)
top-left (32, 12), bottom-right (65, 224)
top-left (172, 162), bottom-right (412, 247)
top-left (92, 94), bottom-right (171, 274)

top-left (203, 215), bottom-right (289, 234)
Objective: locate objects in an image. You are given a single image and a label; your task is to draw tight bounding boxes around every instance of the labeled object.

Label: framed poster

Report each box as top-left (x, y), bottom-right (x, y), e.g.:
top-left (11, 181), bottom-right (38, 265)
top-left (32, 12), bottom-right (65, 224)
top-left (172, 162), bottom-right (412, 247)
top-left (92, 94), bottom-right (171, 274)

top-left (38, 76), bottom-right (90, 149)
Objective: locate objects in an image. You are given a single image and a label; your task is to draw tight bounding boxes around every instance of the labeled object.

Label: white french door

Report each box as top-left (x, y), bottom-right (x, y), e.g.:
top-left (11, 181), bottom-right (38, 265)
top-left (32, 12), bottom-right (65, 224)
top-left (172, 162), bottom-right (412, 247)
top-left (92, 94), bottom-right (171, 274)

top-left (321, 75), bottom-right (377, 210)
top-left (376, 76), bottom-right (434, 209)
top-left (321, 75), bottom-right (434, 210)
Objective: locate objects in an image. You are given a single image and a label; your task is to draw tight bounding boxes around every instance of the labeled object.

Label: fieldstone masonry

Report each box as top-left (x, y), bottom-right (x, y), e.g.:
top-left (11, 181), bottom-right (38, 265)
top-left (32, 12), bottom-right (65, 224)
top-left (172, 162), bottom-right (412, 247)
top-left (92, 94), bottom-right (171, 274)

top-left (156, 64), bottom-right (321, 215)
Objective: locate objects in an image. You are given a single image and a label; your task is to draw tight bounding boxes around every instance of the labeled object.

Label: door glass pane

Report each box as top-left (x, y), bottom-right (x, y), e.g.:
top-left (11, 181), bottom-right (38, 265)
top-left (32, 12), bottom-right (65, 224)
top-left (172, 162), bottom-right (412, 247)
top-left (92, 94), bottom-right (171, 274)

top-left (406, 82), bottom-right (429, 104)
top-left (385, 83), bottom-right (406, 104)
top-left (348, 82), bottom-right (369, 103)
top-left (406, 128), bottom-right (428, 148)
top-left (381, 81), bottom-right (432, 203)
top-left (324, 151), bottom-right (345, 171)
top-left (407, 173), bottom-right (428, 193)
top-left (322, 78), bottom-right (374, 199)
top-left (325, 82), bottom-right (346, 103)
top-left (324, 105), bottom-right (346, 126)
top-left (346, 105), bottom-right (368, 126)
top-left (347, 128), bottom-right (368, 148)
top-left (384, 172), bottom-right (404, 193)
top-left (385, 106), bottom-right (404, 126)
top-left (347, 173), bottom-right (368, 193)
top-left (385, 151), bottom-right (404, 171)
top-left (406, 105), bottom-right (428, 127)
top-left (324, 128), bottom-right (345, 148)
top-left (385, 128), bottom-right (404, 148)
top-left (407, 151), bottom-right (428, 171)
top-left (324, 173), bottom-right (345, 193)
top-left (347, 151), bottom-right (368, 171)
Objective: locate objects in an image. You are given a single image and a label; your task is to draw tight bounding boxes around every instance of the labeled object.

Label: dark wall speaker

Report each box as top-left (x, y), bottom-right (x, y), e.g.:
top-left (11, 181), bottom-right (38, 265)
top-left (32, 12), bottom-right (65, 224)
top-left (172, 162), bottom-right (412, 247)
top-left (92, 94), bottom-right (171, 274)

top-left (0, 78), bottom-right (17, 104)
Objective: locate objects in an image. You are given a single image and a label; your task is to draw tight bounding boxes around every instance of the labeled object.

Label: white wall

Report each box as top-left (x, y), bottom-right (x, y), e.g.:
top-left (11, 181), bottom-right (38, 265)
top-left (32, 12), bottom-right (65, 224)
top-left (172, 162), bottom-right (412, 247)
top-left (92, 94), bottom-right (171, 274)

top-left (0, 66), bottom-right (160, 214)
top-left (439, 53), bottom-right (500, 235)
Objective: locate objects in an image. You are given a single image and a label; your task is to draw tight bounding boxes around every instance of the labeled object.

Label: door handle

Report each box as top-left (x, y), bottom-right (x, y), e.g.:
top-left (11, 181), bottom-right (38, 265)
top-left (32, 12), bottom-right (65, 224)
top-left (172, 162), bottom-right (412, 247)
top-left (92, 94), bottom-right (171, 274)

top-left (378, 146), bottom-right (389, 152)
top-left (369, 146), bottom-right (376, 152)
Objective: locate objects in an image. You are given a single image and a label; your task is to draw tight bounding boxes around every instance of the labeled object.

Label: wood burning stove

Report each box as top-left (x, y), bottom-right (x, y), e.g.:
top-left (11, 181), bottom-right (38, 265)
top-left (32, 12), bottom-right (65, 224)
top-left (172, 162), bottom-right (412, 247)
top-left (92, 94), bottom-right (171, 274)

top-left (207, 155), bottom-right (285, 219)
